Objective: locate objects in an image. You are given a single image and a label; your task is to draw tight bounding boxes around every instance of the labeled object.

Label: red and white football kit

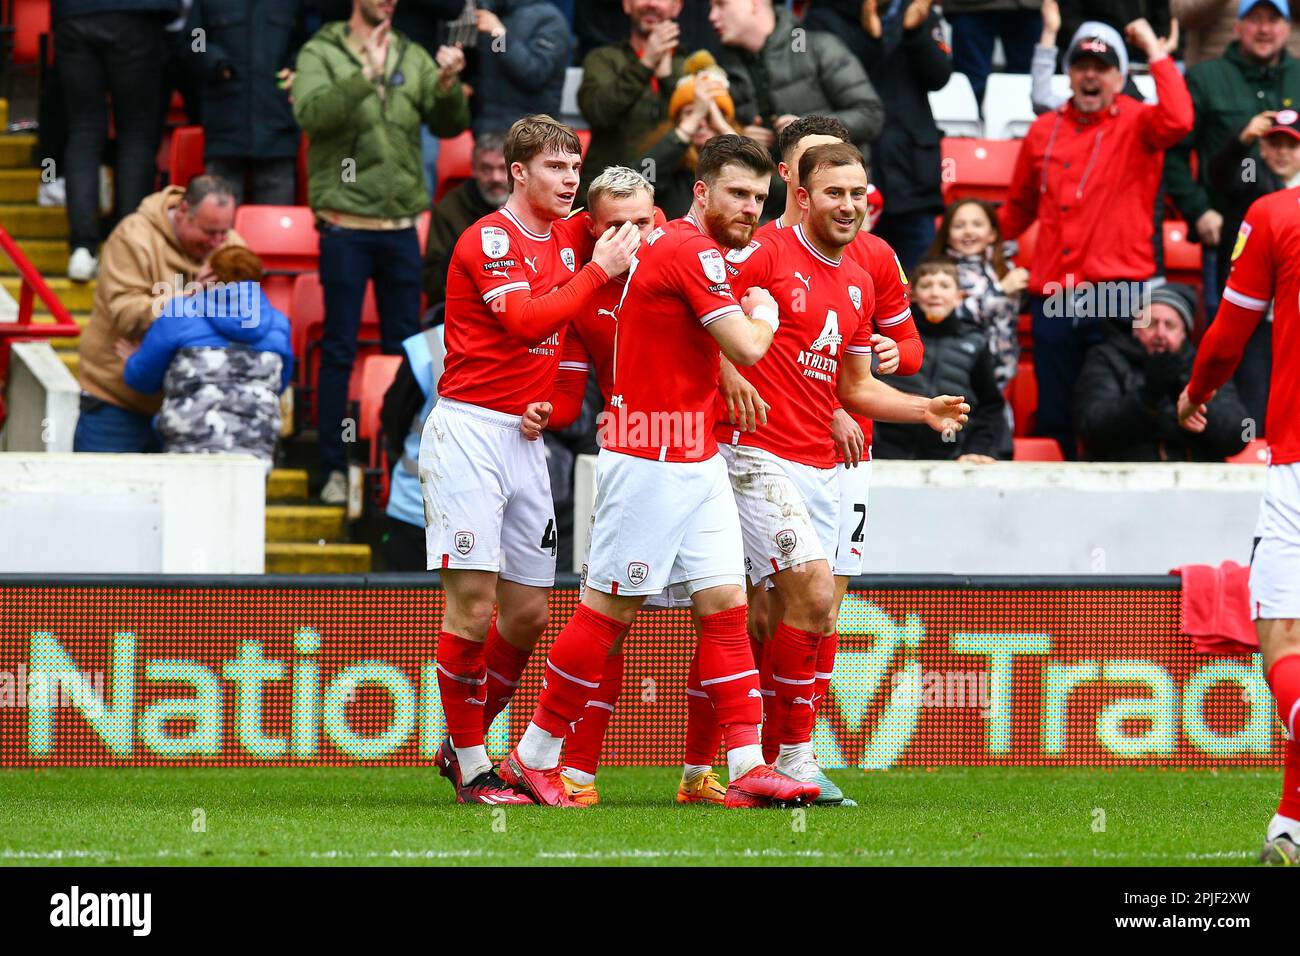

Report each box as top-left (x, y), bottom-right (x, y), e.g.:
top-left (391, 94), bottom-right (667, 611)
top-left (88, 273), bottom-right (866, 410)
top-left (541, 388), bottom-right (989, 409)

top-left (421, 206), bottom-right (606, 586)
top-left (1186, 186), bottom-right (1300, 850)
top-left (754, 218), bottom-right (920, 578)
top-left (718, 223), bottom-right (877, 584)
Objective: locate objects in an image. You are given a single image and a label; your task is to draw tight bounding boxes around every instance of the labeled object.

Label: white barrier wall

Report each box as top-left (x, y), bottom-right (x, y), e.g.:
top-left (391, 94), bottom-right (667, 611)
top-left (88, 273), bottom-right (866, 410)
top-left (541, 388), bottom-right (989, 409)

top-left (0, 453), bottom-right (265, 573)
top-left (573, 456), bottom-right (1266, 575)
top-left (1, 342), bottom-right (79, 453)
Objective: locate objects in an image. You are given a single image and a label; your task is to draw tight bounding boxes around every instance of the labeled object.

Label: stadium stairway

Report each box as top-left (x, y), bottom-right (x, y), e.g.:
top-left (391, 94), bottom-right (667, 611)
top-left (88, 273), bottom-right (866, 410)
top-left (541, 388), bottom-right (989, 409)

top-left (0, 100), bottom-right (371, 574)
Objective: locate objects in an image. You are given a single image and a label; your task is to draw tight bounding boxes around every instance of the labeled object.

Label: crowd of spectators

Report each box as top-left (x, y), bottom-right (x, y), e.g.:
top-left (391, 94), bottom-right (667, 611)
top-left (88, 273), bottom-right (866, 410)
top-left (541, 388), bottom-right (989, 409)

top-left (37, 0), bottom-right (1300, 503)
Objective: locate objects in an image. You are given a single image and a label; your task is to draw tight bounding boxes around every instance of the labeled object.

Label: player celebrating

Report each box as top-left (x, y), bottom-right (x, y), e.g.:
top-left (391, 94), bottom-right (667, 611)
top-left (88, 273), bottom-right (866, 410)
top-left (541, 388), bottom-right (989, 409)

top-left (497, 135), bottom-right (814, 808)
top-left (1178, 187), bottom-right (1300, 865)
top-left (422, 115), bottom-right (639, 804)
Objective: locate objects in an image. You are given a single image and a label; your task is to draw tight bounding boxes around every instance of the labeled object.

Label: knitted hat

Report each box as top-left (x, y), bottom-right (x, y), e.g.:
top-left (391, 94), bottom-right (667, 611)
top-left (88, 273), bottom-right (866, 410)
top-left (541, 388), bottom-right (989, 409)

top-left (1144, 282), bottom-right (1198, 332)
top-left (667, 51), bottom-right (736, 123)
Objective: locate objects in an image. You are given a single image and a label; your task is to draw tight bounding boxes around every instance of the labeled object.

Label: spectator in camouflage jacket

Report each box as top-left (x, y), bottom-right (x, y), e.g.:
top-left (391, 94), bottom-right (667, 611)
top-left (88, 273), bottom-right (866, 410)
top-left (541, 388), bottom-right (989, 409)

top-left (121, 247), bottom-right (293, 471)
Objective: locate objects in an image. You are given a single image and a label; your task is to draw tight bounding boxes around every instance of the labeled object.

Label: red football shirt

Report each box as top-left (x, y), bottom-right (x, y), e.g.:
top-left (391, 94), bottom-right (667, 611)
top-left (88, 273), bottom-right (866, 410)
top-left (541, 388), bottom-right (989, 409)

top-left (754, 219), bottom-right (917, 461)
top-left (719, 224), bottom-right (876, 468)
top-left (1189, 187), bottom-right (1300, 465)
top-left (559, 277), bottom-right (622, 399)
top-left (439, 207), bottom-right (591, 413)
top-left (605, 215), bottom-right (745, 463)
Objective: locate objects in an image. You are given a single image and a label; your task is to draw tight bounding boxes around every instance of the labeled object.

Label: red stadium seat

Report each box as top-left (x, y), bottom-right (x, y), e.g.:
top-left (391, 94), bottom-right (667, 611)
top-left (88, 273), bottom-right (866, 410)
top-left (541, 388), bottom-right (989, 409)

top-left (233, 205), bottom-right (319, 272)
top-left (1013, 436), bottom-right (1064, 461)
top-left (296, 133), bottom-right (310, 206)
top-left (435, 131), bottom-right (474, 203)
top-left (577, 128), bottom-right (592, 156)
top-left (1017, 310), bottom-right (1033, 357)
top-left (417, 209), bottom-right (431, 254)
top-left (1164, 220), bottom-right (1203, 292)
top-left (940, 138), bottom-right (1021, 205)
top-left (1007, 360), bottom-right (1037, 437)
top-left (358, 353), bottom-right (403, 448)
top-left (168, 126), bottom-right (205, 191)
top-left (289, 271), bottom-right (382, 426)
top-left (10, 0), bottom-right (50, 66)
top-left (1228, 439), bottom-right (1270, 464)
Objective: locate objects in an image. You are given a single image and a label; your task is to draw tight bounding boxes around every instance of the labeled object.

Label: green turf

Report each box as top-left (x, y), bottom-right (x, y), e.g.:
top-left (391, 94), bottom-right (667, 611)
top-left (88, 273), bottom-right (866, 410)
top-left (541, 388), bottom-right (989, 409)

top-left (0, 767), bottom-right (1280, 866)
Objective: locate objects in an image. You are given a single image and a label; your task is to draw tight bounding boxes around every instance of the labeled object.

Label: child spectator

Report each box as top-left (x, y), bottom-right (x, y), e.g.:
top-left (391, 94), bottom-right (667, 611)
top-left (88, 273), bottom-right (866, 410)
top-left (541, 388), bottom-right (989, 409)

top-left (929, 198), bottom-right (1028, 450)
top-left (872, 259), bottom-right (1010, 462)
top-left (119, 246), bottom-right (294, 472)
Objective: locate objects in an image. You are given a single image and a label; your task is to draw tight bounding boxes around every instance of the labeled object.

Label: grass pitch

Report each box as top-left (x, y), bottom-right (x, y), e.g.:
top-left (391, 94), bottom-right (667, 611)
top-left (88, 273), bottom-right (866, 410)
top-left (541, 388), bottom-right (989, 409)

top-left (0, 767), bottom-right (1280, 866)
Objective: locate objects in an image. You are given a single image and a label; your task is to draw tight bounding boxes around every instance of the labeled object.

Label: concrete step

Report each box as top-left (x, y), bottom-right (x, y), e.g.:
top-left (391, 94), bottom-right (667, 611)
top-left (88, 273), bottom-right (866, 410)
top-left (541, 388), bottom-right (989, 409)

top-left (0, 238), bottom-right (65, 276)
top-left (4, 277), bottom-right (96, 312)
top-left (267, 468), bottom-right (308, 502)
top-left (0, 204), bottom-right (67, 239)
top-left (0, 169), bottom-right (39, 203)
top-left (265, 504), bottom-right (345, 542)
top-left (265, 542), bottom-right (371, 574)
top-left (0, 100), bottom-right (9, 131)
top-left (0, 135), bottom-right (36, 169)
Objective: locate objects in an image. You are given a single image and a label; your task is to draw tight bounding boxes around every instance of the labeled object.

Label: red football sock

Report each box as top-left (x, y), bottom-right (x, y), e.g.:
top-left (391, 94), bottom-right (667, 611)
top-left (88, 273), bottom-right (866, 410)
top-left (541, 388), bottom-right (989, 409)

top-left (532, 603), bottom-right (625, 739)
top-left (695, 606), bottom-right (761, 750)
top-left (768, 621), bottom-right (823, 747)
top-left (436, 632), bottom-right (487, 749)
top-left (563, 652), bottom-right (624, 775)
top-left (683, 651), bottom-right (722, 766)
top-left (1269, 655), bottom-right (1300, 820)
top-left (813, 631), bottom-right (838, 716)
top-left (759, 638), bottom-right (781, 763)
top-left (482, 622), bottom-right (531, 732)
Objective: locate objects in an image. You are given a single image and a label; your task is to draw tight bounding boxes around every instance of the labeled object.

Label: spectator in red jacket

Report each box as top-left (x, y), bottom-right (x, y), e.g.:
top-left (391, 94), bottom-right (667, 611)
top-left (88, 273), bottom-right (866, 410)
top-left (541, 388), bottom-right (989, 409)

top-left (1000, 17), bottom-right (1192, 457)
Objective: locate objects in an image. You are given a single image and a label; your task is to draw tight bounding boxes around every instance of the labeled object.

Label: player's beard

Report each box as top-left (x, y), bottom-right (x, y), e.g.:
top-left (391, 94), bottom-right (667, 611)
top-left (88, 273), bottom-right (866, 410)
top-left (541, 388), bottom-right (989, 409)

top-left (809, 209), bottom-right (860, 256)
top-left (703, 205), bottom-right (757, 250)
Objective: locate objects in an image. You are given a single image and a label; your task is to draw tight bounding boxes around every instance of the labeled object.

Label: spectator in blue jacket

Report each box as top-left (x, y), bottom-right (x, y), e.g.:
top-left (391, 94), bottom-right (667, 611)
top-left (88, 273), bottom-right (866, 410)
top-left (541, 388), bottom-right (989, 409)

top-left (120, 246), bottom-right (294, 471)
top-left (471, 0), bottom-right (574, 134)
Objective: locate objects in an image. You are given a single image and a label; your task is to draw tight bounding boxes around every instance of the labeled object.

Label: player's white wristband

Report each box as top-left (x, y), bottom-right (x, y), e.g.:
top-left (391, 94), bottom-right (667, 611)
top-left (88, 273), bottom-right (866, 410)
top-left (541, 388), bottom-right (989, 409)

top-left (752, 305), bottom-right (779, 333)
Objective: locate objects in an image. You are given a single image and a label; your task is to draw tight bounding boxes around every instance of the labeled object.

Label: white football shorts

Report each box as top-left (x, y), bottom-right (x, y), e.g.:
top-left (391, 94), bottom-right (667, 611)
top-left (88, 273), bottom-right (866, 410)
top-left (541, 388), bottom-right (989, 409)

top-left (419, 397), bottom-right (557, 587)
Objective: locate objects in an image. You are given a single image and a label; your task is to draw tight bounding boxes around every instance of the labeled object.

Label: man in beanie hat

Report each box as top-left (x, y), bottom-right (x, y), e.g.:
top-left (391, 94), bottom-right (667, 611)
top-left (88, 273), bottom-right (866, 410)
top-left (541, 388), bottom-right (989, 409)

top-left (1073, 282), bottom-right (1250, 460)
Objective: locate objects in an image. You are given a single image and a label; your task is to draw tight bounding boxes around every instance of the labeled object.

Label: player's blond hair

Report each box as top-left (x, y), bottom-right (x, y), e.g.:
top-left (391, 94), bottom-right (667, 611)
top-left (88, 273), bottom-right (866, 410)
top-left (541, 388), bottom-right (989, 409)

top-left (586, 166), bottom-right (654, 213)
top-left (503, 114), bottom-right (582, 192)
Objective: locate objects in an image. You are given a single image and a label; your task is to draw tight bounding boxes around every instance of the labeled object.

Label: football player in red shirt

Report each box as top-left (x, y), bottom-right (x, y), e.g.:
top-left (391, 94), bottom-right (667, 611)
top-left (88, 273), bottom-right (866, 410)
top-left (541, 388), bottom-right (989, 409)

top-left (1178, 185), bottom-right (1300, 864)
top-left (423, 115), bottom-right (640, 805)
top-left (496, 135), bottom-right (820, 807)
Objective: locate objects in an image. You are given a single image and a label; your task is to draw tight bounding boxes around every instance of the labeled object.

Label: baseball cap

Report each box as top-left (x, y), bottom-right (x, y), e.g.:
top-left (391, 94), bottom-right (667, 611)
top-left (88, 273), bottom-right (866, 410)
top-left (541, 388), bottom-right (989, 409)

top-left (1068, 35), bottom-right (1122, 70)
top-left (1266, 108), bottom-right (1300, 142)
top-left (1238, 0), bottom-right (1290, 19)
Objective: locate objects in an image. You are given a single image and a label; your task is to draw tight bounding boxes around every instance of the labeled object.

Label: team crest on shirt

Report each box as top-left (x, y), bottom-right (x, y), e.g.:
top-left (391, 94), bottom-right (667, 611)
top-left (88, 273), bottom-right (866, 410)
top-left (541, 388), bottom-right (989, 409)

top-left (724, 240), bottom-right (760, 264)
top-left (1232, 222), bottom-right (1252, 262)
top-left (848, 285), bottom-right (862, 310)
top-left (627, 562), bottom-right (649, 586)
top-left (561, 247), bottom-right (576, 272)
top-left (481, 226), bottom-right (509, 259)
top-left (775, 529), bottom-right (797, 555)
top-left (454, 531), bottom-right (475, 555)
top-left (698, 249), bottom-right (727, 284)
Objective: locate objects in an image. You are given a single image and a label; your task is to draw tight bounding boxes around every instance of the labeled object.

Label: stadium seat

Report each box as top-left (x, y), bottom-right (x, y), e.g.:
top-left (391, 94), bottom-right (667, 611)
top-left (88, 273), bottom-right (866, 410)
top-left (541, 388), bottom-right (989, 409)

top-left (417, 209), bottom-right (430, 254)
top-left (296, 133), bottom-right (310, 206)
top-left (1007, 360), bottom-right (1037, 436)
top-left (1131, 73), bottom-right (1157, 103)
top-left (981, 72), bottom-right (1036, 140)
top-left (168, 125), bottom-right (205, 191)
top-left (561, 66), bottom-right (586, 128)
top-left (1228, 439), bottom-right (1270, 464)
top-left (1013, 436), bottom-right (1064, 461)
top-left (940, 138), bottom-right (1021, 204)
top-left (234, 205), bottom-right (319, 272)
top-left (358, 353), bottom-right (403, 450)
top-left (435, 130), bottom-right (474, 203)
top-left (289, 271), bottom-right (382, 426)
top-left (928, 73), bottom-right (982, 138)
top-left (1163, 220), bottom-right (1203, 291)
top-left (577, 128), bottom-right (592, 157)
top-left (1017, 309), bottom-right (1033, 356)
top-left (10, 0), bottom-right (50, 66)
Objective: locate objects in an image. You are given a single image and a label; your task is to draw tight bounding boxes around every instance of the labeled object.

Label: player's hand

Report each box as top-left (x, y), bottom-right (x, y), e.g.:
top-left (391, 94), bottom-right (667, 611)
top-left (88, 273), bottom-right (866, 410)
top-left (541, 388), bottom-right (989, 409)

top-left (741, 286), bottom-right (779, 328)
top-left (1196, 209), bottom-right (1224, 247)
top-left (591, 221), bottom-right (640, 278)
top-left (1241, 110), bottom-right (1278, 145)
top-left (925, 395), bottom-right (970, 439)
top-left (957, 453), bottom-right (996, 464)
top-left (831, 407), bottom-right (865, 466)
top-left (1000, 266), bottom-right (1030, 296)
top-left (719, 360), bottom-right (770, 432)
top-left (1177, 385), bottom-right (1211, 432)
top-left (521, 401), bottom-right (552, 440)
top-left (870, 334), bottom-right (900, 374)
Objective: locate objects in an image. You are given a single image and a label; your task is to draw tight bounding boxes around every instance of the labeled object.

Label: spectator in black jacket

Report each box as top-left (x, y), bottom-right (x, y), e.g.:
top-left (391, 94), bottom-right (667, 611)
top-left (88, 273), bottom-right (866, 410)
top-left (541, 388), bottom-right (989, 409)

top-left (470, 0), bottom-right (574, 134)
top-left (1205, 106), bottom-right (1300, 435)
top-left (810, 0), bottom-right (954, 272)
top-left (873, 259), bottom-right (1009, 460)
top-left (187, 0), bottom-right (314, 204)
top-left (1074, 283), bottom-right (1250, 460)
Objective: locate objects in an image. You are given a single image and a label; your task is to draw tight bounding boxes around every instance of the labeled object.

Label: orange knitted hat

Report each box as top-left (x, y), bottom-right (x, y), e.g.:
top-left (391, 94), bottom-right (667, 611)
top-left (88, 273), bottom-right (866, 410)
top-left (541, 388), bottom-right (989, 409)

top-left (667, 51), bottom-right (736, 122)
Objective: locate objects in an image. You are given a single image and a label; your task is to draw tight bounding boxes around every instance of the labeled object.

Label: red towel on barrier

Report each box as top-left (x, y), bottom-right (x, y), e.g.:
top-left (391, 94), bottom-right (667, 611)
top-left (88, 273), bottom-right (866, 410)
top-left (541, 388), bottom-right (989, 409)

top-left (1172, 562), bottom-right (1258, 655)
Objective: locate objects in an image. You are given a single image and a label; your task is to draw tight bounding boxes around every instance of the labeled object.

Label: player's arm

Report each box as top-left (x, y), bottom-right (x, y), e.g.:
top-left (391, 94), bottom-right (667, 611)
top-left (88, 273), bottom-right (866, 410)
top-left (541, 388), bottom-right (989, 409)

top-left (1178, 209), bottom-right (1273, 428)
top-left (867, 248), bottom-right (923, 375)
top-left (837, 351), bottom-right (969, 434)
top-left (706, 288), bottom-right (779, 366)
top-left (491, 222), bottom-right (640, 343)
top-left (718, 355), bottom-right (770, 432)
top-left (546, 327), bottom-right (592, 432)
